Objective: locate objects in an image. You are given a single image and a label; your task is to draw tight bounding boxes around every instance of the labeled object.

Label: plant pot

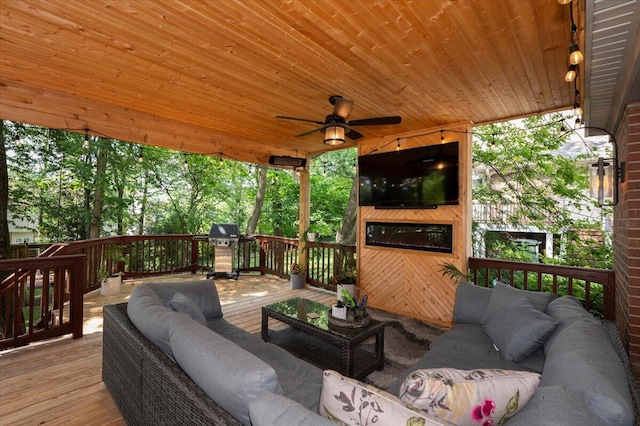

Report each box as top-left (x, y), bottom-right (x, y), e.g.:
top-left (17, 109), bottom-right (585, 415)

top-left (101, 274), bottom-right (122, 296)
top-left (337, 284), bottom-right (356, 302)
top-left (290, 273), bottom-right (305, 289)
top-left (306, 232), bottom-right (316, 242)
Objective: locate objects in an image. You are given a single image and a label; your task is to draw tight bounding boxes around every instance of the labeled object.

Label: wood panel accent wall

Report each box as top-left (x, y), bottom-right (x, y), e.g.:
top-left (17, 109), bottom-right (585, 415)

top-left (357, 122), bottom-right (472, 327)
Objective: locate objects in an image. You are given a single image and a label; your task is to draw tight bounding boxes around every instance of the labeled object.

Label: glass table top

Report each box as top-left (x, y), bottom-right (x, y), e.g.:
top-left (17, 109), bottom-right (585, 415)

top-left (263, 297), bottom-right (382, 339)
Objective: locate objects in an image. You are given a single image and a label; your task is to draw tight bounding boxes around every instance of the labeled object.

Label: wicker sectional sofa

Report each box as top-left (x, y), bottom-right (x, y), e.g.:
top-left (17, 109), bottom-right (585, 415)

top-left (103, 280), bottom-right (637, 425)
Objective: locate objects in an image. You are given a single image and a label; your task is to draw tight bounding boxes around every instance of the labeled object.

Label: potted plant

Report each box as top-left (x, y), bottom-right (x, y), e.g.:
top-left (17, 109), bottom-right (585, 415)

top-left (100, 245), bottom-right (127, 296)
top-left (290, 263), bottom-right (305, 289)
top-left (333, 266), bottom-right (356, 303)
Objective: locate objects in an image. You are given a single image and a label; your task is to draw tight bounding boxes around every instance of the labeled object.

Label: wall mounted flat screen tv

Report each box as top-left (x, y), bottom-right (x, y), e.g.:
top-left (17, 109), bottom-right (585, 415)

top-left (358, 141), bottom-right (459, 208)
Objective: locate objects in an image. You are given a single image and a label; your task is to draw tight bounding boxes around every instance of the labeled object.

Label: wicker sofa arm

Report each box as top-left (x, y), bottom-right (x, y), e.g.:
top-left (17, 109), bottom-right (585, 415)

top-left (102, 303), bottom-right (241, 425)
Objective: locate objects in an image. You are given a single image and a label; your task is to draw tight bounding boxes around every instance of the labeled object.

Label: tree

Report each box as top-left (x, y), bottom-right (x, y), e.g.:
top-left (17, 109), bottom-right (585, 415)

top-left (473, 114), bottom-right (611, 267)
top-left (246, 165), bottom-right (267, 235)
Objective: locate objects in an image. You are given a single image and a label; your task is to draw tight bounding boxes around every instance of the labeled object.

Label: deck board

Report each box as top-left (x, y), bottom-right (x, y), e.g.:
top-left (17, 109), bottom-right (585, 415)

top-left (0, 273), bottom-right (335, 425)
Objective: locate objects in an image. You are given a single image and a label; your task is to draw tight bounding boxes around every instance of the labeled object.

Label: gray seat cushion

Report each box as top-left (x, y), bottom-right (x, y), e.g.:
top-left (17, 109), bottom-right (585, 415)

top-left (506, 385), bottom-right (608, 426)
top-left (209, 319), bottom-right (323, 412)
top-left (249, 391), bottom-right (335, 426)
top-left (169, 314), bottom-right (283, 426)
top-left (387, 324), bottom-right (544, 396)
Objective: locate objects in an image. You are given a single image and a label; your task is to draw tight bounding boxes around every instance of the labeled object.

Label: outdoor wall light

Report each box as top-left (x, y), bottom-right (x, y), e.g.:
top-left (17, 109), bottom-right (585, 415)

top-left (569, 44), bottom-right (584, 65)
top-left (590, 157), bottom-right (625, 207)
top-left (324, 126), bottom-right (345, 145)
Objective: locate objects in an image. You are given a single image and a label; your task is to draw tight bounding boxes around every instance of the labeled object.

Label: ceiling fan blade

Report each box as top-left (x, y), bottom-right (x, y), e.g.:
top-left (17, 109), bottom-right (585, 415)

top-left (348, 116), bottom-right (402, 126)
top-left (346, 128), bottom-right (364, 140)
top-left (295, 127), bottom-right (325, 138)
top-left (276, 115), bottom-right (324, 125)
top-left (333, 98), bottom-right (354, 119)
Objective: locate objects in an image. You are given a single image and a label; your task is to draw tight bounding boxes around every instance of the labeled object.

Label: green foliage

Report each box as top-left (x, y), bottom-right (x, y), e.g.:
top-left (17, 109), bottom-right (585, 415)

top-left (4, 120), bottom-right (356, 243)
top-left (473, 114), bottom-right (612, 269)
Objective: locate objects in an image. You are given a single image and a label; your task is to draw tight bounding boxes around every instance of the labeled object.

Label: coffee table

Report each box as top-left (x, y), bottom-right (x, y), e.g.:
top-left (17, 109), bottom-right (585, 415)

top-left (261, 297), bottom-right (385, 380)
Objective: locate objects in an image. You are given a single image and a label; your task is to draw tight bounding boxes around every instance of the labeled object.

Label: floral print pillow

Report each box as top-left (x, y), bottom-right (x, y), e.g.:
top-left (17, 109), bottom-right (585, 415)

top-left (398, 368), bottom-right (541, 426)
top-left (319, 370), bottom-right (452, 425)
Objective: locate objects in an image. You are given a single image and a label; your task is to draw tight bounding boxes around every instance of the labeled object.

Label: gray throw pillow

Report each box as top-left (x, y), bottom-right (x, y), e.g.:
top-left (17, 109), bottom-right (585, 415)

top-left (479, 281), bottom-right (556, 325)
top-left (148, 280), bottom-right (224, 319)
top-left (485, 297), bottom-right (559, 362)
top-left (452, 281), bottom-right (493, 324)
top-left (166, 292), bottom-right (207, 326)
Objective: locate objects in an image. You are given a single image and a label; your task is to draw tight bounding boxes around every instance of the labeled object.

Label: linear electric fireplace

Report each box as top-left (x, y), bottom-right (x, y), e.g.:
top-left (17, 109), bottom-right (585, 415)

top-left (365, 222), bottom-right (453, 253)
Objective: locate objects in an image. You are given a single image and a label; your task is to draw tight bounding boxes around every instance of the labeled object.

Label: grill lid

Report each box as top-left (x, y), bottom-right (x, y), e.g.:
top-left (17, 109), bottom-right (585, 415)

top-left (208, 223), bottom-right (239, 239)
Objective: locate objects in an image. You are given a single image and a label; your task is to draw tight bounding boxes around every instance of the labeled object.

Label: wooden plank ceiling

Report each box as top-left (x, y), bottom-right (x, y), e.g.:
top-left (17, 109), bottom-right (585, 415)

top-left (0, 0), bottom-right (576, 165)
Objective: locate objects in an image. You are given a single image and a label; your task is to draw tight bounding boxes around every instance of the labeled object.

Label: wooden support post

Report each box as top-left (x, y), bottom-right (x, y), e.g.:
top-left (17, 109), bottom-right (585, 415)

top-left (298, 158), bottom-right (311, 275)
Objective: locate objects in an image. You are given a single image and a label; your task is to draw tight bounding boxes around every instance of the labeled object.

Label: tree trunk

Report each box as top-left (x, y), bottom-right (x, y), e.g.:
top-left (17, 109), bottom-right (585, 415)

top-left (138, 173), bottom-right (148, 235)
top-left (336, 177), bottom-right (357, 245)
top-left (0, 121), bottom-right (10, 259)
top-left (88, 139), bottom-right (109, 239)
top-left (246, 165), bottom-right (267, 235)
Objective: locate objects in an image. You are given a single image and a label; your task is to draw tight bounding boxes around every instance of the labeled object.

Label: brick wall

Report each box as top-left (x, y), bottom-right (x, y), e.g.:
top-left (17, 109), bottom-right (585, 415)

top-left (614, 102), bottom-right (640, 380)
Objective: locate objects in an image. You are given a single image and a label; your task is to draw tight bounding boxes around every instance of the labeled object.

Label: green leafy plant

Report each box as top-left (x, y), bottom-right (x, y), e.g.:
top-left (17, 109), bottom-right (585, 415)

top-left (290, 262), bottom-right (305, 275)
top-left (440, 262), bottom-right (469, 284)
top-left (332, 266), bottom-right (356, 284)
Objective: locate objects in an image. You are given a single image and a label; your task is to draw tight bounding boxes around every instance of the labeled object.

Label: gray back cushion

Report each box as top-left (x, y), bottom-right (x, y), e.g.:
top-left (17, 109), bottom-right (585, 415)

top-left (147, 280), bottom-right (223, 319)
top-left (169, 314), bottom-right (283, 425)
top-left (452, 281), bottom-right (492, 324)
top-left (542, 317), bottom-right (634, 425)
top-left (127, 284), bottom-right (178, 359)
top-left (479, 281), bottom-right (556, 325)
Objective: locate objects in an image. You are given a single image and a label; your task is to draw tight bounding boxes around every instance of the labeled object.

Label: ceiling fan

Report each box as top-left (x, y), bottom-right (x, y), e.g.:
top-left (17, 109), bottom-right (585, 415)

top-left (276, 95), bottom-right (402, 145)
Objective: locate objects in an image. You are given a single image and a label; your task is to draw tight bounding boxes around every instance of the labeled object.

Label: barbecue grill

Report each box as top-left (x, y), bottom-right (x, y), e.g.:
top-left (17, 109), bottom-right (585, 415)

top-left (205, 223), bottom-right (240, 279)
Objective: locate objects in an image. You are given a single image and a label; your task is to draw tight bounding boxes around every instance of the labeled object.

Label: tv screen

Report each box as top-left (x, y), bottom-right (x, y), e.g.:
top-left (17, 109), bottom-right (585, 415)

top-left (358, 142), bottom-right (459, 208)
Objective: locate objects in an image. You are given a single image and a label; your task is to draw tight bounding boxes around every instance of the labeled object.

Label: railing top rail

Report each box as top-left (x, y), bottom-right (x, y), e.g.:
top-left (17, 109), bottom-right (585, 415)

top-left (0, 254), bottom-right (86, 267)
top-left (468, 257), bottom-right (614, 281)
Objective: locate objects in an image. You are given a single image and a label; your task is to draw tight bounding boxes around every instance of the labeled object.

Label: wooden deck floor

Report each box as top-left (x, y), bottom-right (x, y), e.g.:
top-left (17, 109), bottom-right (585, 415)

top-left (0, 273), bottom-right (336, 425)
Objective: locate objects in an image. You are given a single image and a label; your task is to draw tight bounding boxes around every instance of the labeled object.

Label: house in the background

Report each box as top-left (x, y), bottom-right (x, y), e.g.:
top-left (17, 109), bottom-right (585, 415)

top-left (472, 126), bottom-right (612, 261)
top-left (8, 211), bottom-right (37, 244)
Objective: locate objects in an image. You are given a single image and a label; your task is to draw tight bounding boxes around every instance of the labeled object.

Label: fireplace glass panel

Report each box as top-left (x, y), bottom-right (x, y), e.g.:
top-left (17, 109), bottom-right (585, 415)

top-left (365, 222), bottom-right (453, 253)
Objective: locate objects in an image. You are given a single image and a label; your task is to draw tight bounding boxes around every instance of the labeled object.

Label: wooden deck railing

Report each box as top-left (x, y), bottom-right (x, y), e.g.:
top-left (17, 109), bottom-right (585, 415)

top-left (468, 257), bottom-right (615, 320)
top-left (0, 255), bottom-right (85, 350)
top-left (0, 234), bottom-right (615, 349)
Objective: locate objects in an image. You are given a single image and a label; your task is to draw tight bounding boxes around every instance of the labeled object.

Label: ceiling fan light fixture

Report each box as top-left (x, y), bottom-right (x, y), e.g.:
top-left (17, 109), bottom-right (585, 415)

top-left (324, 126), bottom-right (345, 145)
top-left (569, 44), bottom-right (584, 65)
